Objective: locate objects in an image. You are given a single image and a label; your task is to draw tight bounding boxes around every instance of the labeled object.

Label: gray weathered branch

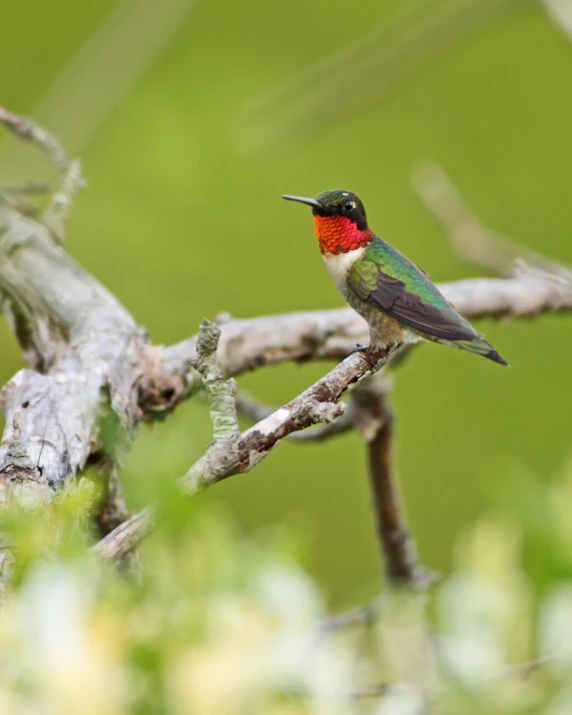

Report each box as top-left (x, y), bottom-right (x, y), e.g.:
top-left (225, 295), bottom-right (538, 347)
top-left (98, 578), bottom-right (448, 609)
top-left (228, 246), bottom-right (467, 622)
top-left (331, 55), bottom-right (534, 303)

top-left (0, 107), bottom-right (148, 502)
top-left (152, 263), bottom-right (572, 413)
top-left (236, 393), bottom-right (354, 442)
top-left (94, 348), bottom-right (394, 560)
top-left (0, 207), bottom-right (150, 500)
top-left (182, 347), bottom-right (390, 493)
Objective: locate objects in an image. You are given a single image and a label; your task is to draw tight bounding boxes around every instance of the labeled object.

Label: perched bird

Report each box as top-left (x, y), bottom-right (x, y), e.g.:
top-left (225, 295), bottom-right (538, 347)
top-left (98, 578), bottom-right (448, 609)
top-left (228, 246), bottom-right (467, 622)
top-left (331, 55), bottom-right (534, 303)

top-left (283, 190), bottom-right (508, 366)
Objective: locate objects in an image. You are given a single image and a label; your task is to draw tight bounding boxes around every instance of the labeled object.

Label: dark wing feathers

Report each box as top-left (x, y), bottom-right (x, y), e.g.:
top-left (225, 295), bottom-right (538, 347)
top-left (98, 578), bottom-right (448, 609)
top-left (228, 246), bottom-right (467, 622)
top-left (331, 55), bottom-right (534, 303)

top-left (367, 279), bottom-right (478, 340)
top-left (349, 239), bottom-right (479, 341)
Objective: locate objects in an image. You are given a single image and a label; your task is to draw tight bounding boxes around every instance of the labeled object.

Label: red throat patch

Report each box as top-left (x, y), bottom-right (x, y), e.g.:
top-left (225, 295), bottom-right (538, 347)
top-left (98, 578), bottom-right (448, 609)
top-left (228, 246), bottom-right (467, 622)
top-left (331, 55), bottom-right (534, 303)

top-left (313, 215), bottom-right (373, 254)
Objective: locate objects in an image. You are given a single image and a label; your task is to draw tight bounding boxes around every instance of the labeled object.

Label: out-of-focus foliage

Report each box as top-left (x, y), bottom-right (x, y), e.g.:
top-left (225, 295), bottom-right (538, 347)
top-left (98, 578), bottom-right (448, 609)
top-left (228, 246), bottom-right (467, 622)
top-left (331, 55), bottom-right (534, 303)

top-left (1, 454), bottom-right (572, 713)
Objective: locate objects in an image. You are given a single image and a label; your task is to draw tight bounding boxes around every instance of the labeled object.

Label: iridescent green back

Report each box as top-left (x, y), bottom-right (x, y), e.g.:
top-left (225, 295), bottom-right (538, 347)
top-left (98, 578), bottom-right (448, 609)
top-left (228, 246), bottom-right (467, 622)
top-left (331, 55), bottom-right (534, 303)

top-left (357, 237), bottom-right (454, 311)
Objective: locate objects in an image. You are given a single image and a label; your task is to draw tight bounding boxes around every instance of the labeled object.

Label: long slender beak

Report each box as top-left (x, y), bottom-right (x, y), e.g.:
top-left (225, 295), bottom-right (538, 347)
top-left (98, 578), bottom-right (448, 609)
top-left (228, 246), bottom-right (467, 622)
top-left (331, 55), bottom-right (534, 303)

top-left (282, 194), bottom-right (321, 209)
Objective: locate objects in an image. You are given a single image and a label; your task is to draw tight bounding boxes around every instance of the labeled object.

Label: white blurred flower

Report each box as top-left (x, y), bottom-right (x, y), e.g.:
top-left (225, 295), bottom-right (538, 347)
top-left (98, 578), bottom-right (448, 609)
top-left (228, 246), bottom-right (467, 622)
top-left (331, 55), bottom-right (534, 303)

top-left (539, 584), bottom-right (572, 674)
top-left (20, 564), bottom-right (91, 665)
top-left (373, 686), bottom-right (425, 715)
top-left (13, 563), bottom-right (127, 714)
top-left (437, 572), bottom-right (507, 684)
top-left (256, 562), bottom-right (324, 625)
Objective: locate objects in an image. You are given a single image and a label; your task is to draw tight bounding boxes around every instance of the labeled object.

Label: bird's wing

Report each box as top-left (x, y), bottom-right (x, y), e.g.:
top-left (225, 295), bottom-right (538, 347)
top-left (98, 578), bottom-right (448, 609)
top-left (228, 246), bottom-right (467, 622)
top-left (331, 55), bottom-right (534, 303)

top-left (348, 237), bottom-right (479, 341)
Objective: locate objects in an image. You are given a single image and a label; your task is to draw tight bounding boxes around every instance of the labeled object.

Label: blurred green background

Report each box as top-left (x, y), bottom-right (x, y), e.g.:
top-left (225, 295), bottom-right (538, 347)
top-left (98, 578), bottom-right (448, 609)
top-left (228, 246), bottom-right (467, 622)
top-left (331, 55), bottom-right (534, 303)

top-left (1, 0), bottom-right (571, 608)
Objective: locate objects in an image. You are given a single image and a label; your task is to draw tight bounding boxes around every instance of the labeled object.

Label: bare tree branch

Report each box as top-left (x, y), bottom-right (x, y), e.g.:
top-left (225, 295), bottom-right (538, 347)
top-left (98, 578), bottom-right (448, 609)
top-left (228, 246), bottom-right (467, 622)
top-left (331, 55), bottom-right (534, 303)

top-left (235, 393), bottom-right (354, 442)
top-left (96, 465), bottom-right (130, 537)
top-left (95, 348), bottom-right (395, 560)
top-left (153, 263), bottom-right (572, 413)
top-left (0, 208), bottom-right (148, 498)
top-left (319, 604), bottom-right (375, 633)
top-left (351, 381), bottom-right (434, 587)
top-left (0, 107), bottom-right (147, 502)
top-left (92, 506), bottom-right (154, 560)
top-left (411, 160), bottom-right (551, 272)
top-left (0, 106), bottom-right (84, 243)
top-left (182, 347), bottom-right (391, 494)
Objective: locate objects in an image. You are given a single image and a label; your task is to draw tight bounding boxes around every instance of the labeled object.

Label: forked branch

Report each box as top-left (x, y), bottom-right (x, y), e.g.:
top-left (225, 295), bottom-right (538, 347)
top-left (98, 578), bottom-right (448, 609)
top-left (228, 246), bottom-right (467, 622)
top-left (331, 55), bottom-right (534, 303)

top-left (96, 347), bottom-right (394, 560)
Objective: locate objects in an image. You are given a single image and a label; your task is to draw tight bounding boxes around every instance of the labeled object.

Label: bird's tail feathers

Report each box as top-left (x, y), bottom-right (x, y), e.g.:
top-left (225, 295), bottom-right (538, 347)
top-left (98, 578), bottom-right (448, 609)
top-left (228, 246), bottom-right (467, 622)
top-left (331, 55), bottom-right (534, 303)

top-left (456, 337), bottom-right (509, 366)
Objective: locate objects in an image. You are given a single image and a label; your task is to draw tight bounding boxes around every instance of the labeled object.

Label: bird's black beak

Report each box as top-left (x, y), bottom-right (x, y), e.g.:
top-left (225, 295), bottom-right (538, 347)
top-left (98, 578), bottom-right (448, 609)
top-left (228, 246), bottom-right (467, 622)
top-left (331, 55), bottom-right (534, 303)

top-left (282, 194), bottom-right (322, 209)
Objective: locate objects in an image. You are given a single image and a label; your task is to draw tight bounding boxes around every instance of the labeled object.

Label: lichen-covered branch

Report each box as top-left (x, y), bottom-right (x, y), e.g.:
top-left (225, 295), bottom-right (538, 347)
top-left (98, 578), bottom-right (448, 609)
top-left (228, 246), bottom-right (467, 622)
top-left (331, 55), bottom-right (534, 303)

top-left (193, 319), bottom-right (239, 442)
top-left (97, 348), bottom-right (394, 560)
top-left (182, 347), bottom-right (391, 494)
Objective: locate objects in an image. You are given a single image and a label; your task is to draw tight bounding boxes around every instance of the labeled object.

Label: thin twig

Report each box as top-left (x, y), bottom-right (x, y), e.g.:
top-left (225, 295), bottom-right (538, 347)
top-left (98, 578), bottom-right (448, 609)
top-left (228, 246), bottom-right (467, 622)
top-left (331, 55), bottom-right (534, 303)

top-left (498, 656), bottom-right (550, 681)
top-left (0, 181), bottom-right (51, 196)
top-left (0, 106), bottom-right (70, 172)
top-left (92, 506), bottom-right (154, 560)
top-left (41, 159), bottom-right (84, 243)
top-left (319, 604), bottom-right (375, 633)
top-left (350, 684), bottom-right (391, 699)
top-left (0, 105), bottom-right (84, 242)
top-left (96, 465), bottom-right (130, 537)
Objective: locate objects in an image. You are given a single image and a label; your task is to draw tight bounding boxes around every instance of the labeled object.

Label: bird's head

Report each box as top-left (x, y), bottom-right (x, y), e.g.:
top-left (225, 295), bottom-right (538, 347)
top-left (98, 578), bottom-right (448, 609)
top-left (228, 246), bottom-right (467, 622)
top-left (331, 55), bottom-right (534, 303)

top-left (283, 190), bottom-right (372, 254)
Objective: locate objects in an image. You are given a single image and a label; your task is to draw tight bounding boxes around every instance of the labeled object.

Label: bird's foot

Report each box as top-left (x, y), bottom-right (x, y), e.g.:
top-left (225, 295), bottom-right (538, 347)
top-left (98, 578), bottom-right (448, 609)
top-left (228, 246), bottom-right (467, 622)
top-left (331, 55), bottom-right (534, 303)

top-left (348, 343), bottom-right (395, 370)
top-left (348, 343), bottom-right (377, 369)
top-left (348, 343), bottom-right (369, 356)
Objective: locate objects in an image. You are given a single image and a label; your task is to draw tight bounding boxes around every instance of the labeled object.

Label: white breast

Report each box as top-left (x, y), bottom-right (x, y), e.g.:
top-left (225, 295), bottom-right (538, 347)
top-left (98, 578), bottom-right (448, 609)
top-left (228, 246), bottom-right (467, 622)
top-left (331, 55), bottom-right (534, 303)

top-left (322, 248), bottom-right (365, 297)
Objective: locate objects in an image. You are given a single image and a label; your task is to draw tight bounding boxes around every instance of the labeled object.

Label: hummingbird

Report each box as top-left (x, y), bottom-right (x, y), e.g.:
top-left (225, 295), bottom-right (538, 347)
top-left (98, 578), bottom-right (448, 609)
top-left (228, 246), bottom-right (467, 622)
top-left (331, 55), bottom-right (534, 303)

top-left (283, 190), bottom-right (508, 366)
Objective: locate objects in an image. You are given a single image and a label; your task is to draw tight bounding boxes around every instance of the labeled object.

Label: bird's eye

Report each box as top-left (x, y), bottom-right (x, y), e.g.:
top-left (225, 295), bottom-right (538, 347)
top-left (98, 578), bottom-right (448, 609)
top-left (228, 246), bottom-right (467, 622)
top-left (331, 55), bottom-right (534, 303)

top-left (343, 201), bottom-right (355, 212)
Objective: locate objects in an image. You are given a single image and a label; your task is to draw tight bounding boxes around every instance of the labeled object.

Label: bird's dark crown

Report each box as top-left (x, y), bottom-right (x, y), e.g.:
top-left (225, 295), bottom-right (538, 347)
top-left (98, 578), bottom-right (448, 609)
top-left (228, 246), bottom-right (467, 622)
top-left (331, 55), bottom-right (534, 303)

top-left (314, 190), bottom-right (368, 230)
